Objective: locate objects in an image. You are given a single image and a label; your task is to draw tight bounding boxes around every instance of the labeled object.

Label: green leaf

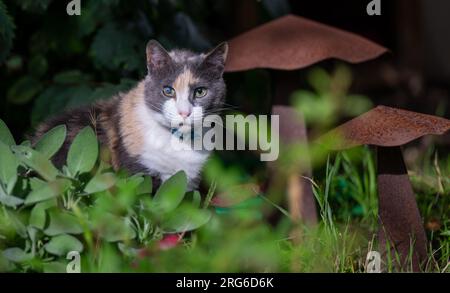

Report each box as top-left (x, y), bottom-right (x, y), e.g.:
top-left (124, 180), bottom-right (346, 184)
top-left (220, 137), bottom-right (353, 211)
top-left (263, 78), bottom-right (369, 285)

top-left (0, 254), bottom-right (15, 272)
top-left (16, 0), bottom-right (52, 12)
top-left (91, 23), bottom-right (142, 71)
top-left (29, 177), bottom-right (46, 190)
top-left (36, 198), bottom-right (57, 210)
top-left (162, 205), bottom-right (212, 233)
top-left (44, 234), bottom-right (83, 256)
top-left (95, 213), bottom-right (136, 242)
top-left (0, 140), bottom-right (18, 193)
top-left (292, 90), bottom-right (335, 125)
top-left (27, 226), bottom-right (38, 245)
top-left (35, 125), bottom-right (67, 159)
top-left (67, 127), bottom-right (98, 175)
top-left (136, 175), bottom-right (152, 195)
top-left (192, 191), bottom-right (201, 208)
top-left (0, 118), bottom-right (15, 146)
top-left (308, 68), bottom-right (331, 94)
top-left (88, 80), bottom-right (135, 101)
top-left (0, 1), bottom-right (15, 63)
top-left (0, 184), bottom-right (23, 208)
top-left (53, 70), bottom-right (91, 85)
top-left (29, 203), bottom-right (47, 229)
top-left (25, 178), bottom-right (70, 205)
top-left (4, 210), bottom-right (27, 238)
top-left (152, 171), bottom-right (187, 214)
top-left (185, 190), bottom-right (201, 208)
top-left (343, 95), bottom-right (373, 117)
top-left (31, 85), bottom-right (93, 126)
top-left (116, 173), bottom-right (144, 190)
top-left (12, 145), bottom-right (58, 181)
top-left (43, 261), bottom-right (67, 273)
top-left (44, 210), bottom-right (83, 236)
top-left (7, 76), bottom-right (43, 105)
top-left (28, 54), bottom-right (48, 78)
top-left (65, 85), bottom-right (96, 109)
top-left (117, 242), bottom-right (139, 258)
top-left (5, 55), bottom-right (22, 71)
top-left (2, 247), bottom-right (32, 263)
top-left (84, 172), bottom-right (116, 194)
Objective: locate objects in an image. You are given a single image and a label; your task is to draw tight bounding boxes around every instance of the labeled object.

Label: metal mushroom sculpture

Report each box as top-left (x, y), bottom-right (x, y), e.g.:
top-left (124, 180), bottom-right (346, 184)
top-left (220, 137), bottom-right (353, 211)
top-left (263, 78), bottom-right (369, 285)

top-left (225, 14), bottom-right (388, 224)
top-left (319, 105), bottom-right (450, 271)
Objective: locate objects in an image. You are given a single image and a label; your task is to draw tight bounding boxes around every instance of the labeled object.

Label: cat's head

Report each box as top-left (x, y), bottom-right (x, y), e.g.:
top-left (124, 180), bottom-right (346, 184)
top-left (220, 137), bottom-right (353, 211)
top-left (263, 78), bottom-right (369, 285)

top-left (144, 40), bottom-right (228, 133)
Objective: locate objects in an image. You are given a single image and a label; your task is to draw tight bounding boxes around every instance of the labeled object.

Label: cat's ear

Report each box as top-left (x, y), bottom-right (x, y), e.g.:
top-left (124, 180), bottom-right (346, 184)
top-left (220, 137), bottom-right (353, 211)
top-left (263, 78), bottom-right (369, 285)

top-left (146, 40), bottom-right (172, 74)
top-left (202, 42), bottom-right (228, 77)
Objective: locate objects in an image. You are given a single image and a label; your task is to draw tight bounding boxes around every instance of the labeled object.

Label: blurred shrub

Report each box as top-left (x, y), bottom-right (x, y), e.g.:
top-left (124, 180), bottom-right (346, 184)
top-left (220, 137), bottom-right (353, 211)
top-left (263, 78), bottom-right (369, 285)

top-left (0, 0), bottom-right (244, 133)
top-left (292, 66), bottom-right (373, 132)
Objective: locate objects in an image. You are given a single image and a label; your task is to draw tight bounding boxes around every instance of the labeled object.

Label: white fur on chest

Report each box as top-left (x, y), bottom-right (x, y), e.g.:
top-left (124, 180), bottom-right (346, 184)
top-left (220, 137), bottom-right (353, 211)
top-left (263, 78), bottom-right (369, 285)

top-left (136, 106), bottom-right (209, 189)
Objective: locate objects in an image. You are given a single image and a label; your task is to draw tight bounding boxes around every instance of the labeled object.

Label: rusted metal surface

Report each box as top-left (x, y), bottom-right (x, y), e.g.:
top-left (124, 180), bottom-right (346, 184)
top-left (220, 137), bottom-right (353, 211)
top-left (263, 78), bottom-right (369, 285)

top-left (319, 105), bottom-right (450, 150)
top-left (269, 105), bottom-right (317, 225)
top-left (316, 107), bottom-right (449, 271)
top-left (272, 105), bottom-right (309, 145)
top-left (225, 14), bottom-right (388, 72)
top-left (377, 146), bottom-right (427, 271)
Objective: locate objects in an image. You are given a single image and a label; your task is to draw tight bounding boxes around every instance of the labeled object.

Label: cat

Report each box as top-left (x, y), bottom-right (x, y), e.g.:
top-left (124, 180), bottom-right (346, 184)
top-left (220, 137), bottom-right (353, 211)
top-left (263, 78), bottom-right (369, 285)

top-left (32, 40), bottom-right (228, 190)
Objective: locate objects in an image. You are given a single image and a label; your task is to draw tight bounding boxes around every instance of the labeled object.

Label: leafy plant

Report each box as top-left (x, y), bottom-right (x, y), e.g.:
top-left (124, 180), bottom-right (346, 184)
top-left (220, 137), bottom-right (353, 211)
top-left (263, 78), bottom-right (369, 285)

top-left (0, 119), bottom-right (212, 272)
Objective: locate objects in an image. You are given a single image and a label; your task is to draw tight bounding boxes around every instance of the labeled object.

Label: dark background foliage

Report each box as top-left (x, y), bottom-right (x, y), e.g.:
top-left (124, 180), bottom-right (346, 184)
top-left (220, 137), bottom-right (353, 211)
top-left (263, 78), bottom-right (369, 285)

top-left (2, 0), bottom-right (449, 139)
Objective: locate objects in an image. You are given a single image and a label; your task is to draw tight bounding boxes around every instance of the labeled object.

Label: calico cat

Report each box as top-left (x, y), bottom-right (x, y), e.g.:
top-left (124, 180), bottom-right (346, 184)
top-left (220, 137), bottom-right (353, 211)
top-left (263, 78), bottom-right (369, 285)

top-left (32, 40), bottom-right (228, 190)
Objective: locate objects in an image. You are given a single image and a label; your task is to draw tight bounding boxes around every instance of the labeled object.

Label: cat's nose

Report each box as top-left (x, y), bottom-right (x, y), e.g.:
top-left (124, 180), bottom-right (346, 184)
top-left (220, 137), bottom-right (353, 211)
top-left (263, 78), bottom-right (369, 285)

top-left (178, 110), bottom-right (191, 119)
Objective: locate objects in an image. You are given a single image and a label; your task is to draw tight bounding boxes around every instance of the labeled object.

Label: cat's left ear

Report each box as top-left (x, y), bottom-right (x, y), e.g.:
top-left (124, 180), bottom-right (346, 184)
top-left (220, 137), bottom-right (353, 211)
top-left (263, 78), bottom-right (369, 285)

top-left (202, 42), bottom-right (228, 77)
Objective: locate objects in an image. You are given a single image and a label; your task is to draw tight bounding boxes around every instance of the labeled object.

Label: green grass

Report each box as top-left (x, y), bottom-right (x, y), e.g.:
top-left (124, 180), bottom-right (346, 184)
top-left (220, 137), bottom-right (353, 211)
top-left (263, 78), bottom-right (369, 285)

top-left (0, 117), bottom-right (449, 272)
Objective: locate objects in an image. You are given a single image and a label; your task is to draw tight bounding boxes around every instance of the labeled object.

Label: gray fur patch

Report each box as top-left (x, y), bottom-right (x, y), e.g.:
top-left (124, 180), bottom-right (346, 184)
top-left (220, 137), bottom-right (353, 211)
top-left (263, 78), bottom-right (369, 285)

top-left (144, 41), bottom-right (227, 118)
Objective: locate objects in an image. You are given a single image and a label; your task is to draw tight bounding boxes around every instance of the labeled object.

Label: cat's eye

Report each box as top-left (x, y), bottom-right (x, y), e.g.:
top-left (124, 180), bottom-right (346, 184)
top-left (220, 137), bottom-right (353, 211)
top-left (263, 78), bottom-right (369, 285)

top-left (162, 86), bottom-right (175, 97)
top-left (194, 87), bottom-right (208, 98)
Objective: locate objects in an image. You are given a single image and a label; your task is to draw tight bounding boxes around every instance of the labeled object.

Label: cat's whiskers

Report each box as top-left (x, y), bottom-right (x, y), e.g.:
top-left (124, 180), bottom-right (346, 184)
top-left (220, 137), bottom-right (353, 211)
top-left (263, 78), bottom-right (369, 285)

top-left (222, 102), bottom-right (239, 108)
top-left (147, 103), bottom-right (165, 113)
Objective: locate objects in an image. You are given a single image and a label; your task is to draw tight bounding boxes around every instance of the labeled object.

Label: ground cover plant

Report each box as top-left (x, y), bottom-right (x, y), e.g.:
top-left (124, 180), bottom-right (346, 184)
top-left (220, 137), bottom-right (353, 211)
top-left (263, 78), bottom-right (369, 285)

top-left (0, 117), bottom-right (448, 272)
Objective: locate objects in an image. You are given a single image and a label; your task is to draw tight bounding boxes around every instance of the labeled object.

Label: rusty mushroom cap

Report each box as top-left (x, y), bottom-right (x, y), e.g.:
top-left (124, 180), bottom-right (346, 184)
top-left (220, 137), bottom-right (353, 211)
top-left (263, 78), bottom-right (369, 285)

top-left (225, 14), bottom-right (388, 72)
top-left (318, 106), bottom-right (450, 150)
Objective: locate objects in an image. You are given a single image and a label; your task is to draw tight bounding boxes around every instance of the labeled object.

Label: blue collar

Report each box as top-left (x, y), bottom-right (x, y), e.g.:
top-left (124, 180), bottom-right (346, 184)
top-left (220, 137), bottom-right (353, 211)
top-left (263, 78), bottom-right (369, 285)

top-left (170, 128), bottom-right (196, 140)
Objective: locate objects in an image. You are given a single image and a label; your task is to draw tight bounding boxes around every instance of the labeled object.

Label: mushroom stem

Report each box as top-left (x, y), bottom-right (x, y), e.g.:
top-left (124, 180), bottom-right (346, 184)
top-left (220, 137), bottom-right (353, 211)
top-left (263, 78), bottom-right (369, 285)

top-left (377, 146), bottom-right (427, 272)
top-left (269, 104), bottom-right (317, 225)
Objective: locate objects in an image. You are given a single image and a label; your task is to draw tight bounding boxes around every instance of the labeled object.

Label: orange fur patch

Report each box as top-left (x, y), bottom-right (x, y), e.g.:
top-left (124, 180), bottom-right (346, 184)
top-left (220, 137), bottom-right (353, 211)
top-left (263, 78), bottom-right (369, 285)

top-left (118, 82), bottom-right (146, 157)
top-left (97, 98), bottom-right (120, 170)
top-left (172, 69), bottom-right (198, 97)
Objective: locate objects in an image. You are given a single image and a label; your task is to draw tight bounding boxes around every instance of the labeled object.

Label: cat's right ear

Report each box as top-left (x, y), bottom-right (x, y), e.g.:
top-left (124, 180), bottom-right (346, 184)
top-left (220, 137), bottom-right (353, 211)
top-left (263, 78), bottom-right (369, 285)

top-left (146, 40), bottom-right (172, 74)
